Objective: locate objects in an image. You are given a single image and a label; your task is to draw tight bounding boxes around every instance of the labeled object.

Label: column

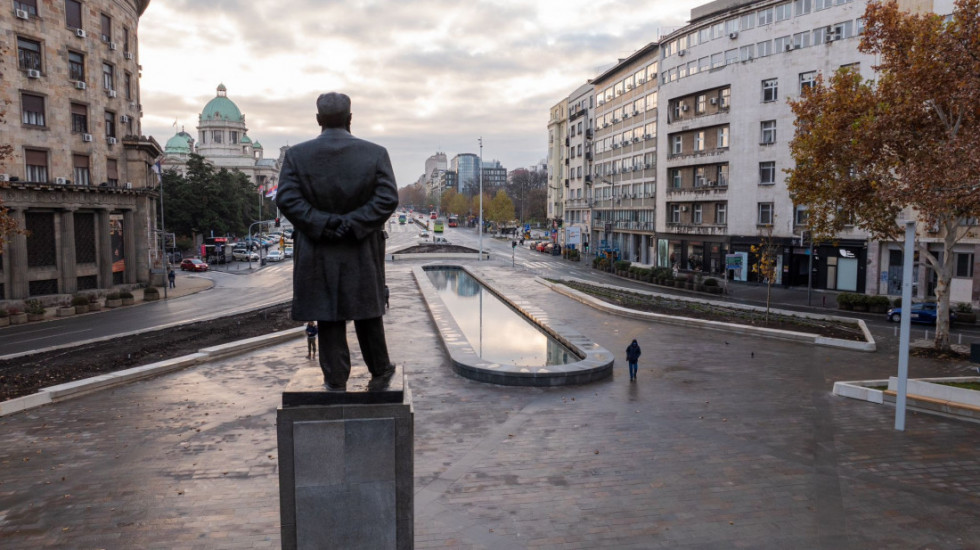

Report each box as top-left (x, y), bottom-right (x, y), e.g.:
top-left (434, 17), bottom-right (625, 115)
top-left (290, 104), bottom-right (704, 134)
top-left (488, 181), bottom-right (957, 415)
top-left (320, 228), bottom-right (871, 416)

top-left (123, 209), bottom-right (137, 284)
top-left (59, 208), bottom-right (78, 294)
top-left (97, 209), bottom-right (113, 288)
top-left (7, 209), bottom-right (29, 300)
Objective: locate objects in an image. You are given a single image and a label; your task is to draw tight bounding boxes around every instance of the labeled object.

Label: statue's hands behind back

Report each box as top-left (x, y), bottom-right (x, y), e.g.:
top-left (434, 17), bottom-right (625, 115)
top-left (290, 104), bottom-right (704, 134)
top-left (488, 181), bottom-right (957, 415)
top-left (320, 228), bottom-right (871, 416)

top-left (321, 214), bottom-right (353, 241)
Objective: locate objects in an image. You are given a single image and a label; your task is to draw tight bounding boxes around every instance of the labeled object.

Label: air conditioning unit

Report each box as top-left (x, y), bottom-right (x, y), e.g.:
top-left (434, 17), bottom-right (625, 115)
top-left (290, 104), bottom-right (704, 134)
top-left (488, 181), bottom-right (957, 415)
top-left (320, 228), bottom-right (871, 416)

top-left (107, 137), bottom-right (117, 144)
top-left (75, 80), bottom-right (86, 90)
top-left (124, 52), bottom-right (134, 60)
top-left (120, 115), bottom-right (130, 123)
top-left (633, 110), bottom-right (639, 116)
top-left (623, 112), bottom-right (630, 119)
top-left (56, 177), bottom-right (68, 184)
top-left (75, 28), bottom-right (87, 38)
top-left (603, 122), bottom-right (609, 128)
top-left (109, 42), bottom-right (118, 50)
top-left (785, 44), bottom-right (793, 51)
top-left (729, 32), bottom-right (738, 39)
top-left (709, 97), bottom-right (718, 105)
top-left (678, 50), bottom-right (686, 57)
top-left (644, 134), bottom-right (652, 139)
top-left (638, 77), bottom-right (645, 84)
top-left (82, 133), bottom-right (93, 142)
top-left (0, 174), bottom-right (9, 182)
top-left (106, 89), bottom-right (117, 98)
top-left (625, 83), bottom-right (632, 90)
top-left (612, 143), bottom-right (620, 149)
top-left (124, 182), bottom-right (133, 189)
top-left (15, 8), bottom-right (29, 19)
top-left (681, 206), bottom-right (689, 212)
top-left (644, 163), bottom-right (651, 169)
top-left (27, 69), bottom-right (41, 78)
top-left (613, 117), bottom-right (620, 123)
top-left (681, 104), bottom-right (689, 112)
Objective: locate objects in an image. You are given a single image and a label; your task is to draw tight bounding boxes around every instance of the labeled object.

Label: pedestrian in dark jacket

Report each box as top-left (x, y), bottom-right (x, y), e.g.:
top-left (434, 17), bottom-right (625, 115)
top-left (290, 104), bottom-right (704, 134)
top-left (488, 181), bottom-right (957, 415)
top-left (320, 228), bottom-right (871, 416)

top-left (168, 269), bottom-right (176, 289)
top-left (305, 321), bottom-right (318, 359)
top-left (626, 339), bottom-right (641, 381)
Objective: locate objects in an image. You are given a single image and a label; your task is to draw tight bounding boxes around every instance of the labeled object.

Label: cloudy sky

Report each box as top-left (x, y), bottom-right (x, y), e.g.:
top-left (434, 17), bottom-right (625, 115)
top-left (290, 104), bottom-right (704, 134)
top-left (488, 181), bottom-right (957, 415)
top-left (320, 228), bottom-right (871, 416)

top-left (138, 0), bottom-right (699, 187)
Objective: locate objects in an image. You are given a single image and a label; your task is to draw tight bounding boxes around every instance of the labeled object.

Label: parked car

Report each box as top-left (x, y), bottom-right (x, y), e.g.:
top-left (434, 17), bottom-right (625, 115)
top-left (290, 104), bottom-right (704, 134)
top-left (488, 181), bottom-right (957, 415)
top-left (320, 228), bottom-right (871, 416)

top-left (266, 250), bottom-right (284, 262)
top-left (180, 258), bottom-right (209, 272)
top-left (284, 246), bottom-right (294, 258)
top-left (232, 248), bottom-right (259, 261)
top-left (886, 302), bottom-right (956, 324)
top-left (536, 242), bottom-right (549, 252)
top-left (419, 230), bottom-right (430, 239)
top-left (433, 236), bottom-right (450, 244)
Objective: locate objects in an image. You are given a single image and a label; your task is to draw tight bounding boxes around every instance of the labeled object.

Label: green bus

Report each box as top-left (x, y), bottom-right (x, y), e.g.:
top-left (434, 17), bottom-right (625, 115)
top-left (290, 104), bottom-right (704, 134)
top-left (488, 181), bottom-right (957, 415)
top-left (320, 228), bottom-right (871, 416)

top-left (398, 213), bottom-right (406, 224)
top-left (433, 218), bottom-right (445, 233)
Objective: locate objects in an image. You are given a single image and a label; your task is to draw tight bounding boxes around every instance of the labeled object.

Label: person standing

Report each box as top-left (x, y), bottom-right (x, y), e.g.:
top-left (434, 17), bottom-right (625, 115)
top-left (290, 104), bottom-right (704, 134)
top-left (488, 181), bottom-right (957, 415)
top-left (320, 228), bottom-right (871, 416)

top-left (276, 92), bottom-right (399, 391)
top-left (626, 339), bottom-right (641, 381)
top-left (168, 269), bottom-right (176, 289)
top-left (305, 321), bottom-right (318, 359)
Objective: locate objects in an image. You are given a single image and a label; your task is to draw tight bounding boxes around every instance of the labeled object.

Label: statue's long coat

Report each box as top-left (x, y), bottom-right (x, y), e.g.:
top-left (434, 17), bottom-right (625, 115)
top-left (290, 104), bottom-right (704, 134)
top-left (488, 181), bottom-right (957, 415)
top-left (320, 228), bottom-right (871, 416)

top-left (275, 128), bottom-right (398, 322)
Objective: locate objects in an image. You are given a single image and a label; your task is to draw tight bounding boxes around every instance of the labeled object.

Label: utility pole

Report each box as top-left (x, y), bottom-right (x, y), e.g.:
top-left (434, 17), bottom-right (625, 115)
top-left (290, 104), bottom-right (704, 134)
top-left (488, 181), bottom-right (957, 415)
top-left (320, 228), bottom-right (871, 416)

top-left (478, 137), bottom-right (484, 261)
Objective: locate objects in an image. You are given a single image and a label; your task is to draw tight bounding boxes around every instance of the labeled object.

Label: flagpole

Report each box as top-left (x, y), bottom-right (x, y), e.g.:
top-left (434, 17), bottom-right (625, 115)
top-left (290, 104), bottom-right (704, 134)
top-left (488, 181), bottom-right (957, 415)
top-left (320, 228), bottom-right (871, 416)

top-left (156, 160), bottom-right (168, 299)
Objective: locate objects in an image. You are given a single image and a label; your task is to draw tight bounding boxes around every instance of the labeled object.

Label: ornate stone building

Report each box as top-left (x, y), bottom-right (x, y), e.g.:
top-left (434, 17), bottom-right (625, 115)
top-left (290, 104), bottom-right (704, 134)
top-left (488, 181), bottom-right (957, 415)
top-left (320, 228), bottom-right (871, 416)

top-left (160, 84), bottom-right (281, 192)
top-left (1, 0), bottom-right (162, 301)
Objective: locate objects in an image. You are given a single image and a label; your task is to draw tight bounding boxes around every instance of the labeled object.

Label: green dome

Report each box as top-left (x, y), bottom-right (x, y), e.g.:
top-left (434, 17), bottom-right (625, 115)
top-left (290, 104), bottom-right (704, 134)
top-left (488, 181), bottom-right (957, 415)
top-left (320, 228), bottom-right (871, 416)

top-left (201, 83), bottom-right (243, 122)
top-left (252, 141), bottom-right (263, 149)
top-left (165, 131), bottom-right (194, 154)
top-left (241, 134), bottom-right (252, 144)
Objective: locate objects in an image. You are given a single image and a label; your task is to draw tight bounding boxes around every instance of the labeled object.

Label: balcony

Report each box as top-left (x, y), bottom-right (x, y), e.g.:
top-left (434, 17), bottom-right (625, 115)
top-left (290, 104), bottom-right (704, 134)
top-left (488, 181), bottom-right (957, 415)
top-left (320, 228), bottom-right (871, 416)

top-left (664, 223), bottom-right (728, 236)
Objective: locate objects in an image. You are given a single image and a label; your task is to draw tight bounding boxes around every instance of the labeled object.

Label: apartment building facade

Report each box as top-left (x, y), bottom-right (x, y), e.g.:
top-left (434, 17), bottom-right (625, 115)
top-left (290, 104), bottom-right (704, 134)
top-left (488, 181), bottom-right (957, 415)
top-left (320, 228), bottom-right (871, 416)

top-left (546, 100), bottom-right (567, 227)
top-left (2, 0), bottom-right (162, 301)
top-left (563, 83), bottom-right (593, 252)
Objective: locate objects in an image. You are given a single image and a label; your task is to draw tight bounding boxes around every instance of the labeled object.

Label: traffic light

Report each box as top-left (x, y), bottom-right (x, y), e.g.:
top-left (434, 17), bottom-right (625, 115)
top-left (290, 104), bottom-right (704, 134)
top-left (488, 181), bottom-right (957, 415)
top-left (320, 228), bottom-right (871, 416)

top-left (275, 217), bottom-right (281, 227)
top-left (512, 240), bottom-right (517, 248)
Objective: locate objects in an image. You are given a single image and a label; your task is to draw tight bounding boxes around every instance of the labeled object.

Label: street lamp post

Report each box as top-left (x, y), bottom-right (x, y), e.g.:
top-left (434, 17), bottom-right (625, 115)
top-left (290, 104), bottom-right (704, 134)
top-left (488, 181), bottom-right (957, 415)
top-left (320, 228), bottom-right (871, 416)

top-left (478, 137), bottom-right (483, 261)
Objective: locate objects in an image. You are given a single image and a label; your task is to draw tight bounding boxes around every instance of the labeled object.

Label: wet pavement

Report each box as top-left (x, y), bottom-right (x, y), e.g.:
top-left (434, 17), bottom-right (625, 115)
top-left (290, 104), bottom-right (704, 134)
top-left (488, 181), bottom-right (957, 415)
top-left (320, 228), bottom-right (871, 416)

top-left (1, 260), bottom-right (979, 548)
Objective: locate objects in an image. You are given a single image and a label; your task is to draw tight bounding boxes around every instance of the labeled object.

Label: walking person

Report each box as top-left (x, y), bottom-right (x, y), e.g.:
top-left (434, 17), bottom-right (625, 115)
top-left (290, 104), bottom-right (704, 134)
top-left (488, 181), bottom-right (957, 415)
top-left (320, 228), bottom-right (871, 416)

top-left (384, 285), bottom-right (390, 309)
top-left (305, 321), bottom-right (318, 359)
top-left (168, 269), bottom-right (176, 289)
top-left (626, 339), bottom-right (641, 381)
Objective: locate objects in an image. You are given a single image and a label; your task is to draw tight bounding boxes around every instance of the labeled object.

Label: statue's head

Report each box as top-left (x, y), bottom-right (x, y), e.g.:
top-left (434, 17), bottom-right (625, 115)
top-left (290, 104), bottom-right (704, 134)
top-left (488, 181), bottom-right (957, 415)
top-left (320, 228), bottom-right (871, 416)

top-left (316, 92), bottom-right (352, 130)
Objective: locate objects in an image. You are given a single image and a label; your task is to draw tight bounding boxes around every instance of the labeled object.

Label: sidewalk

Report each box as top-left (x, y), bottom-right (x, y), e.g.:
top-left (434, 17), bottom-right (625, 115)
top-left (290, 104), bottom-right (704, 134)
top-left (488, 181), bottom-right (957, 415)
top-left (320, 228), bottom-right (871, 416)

top-left (1, 261), bottom-right (978, 548)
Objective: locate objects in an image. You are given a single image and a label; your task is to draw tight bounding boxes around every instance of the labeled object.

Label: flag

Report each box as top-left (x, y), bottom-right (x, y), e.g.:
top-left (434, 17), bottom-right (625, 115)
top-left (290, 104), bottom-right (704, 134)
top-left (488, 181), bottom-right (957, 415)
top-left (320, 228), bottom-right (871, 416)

top-left (264, 184), bottom-right (278, 199)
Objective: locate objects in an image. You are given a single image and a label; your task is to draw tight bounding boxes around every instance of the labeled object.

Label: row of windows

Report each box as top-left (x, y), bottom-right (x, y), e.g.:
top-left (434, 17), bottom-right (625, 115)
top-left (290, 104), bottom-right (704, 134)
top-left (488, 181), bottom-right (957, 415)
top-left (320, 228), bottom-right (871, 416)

top-left (669, 126), bottom-right (730, 156)
top-left (16, 36), bottom-right (133, 97)
top-left (668, 164), bottom-right (730, 189)
top-left (667, 203), bottom-right (728, 225)
top-left (19, 92), bottom-right (132, 137)
top-left (661, 19), bottom-right (862, 85)
top-left (596, 92), bottom-right (658, 127)
top-left (662, 0), bottom-right (855, 60)
top-left (15, 0), bottom-right (132, 49)
top-left (594, 125), bottom-right (657, 154)
top-left (597, 62), bottom-right (659, 106)
top-left (200, 130), bottom-right (241, 145)
top-left (21, 148), bottom-right (121, 187)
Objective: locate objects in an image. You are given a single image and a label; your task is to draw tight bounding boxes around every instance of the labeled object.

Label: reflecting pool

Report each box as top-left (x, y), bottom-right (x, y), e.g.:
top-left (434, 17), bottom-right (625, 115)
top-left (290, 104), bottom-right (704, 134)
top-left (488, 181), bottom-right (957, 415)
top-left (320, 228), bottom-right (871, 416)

top-left (424, 268), bottom-right (575, 366)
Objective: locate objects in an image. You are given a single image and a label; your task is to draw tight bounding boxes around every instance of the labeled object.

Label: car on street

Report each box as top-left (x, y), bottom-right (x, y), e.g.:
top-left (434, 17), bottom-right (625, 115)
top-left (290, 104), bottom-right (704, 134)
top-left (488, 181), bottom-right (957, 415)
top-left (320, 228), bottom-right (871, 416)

top-left (232, 248), bottom-right (259, 261)
top-left (284, 246), bottom-right (294, 258)
top-left (180, 258), bottom-right (209, 272)
top-left (886, 302), bottom-right (956, 324)
top-left (419, 230), bottom-right (430, 239)
top-left (266, 250), bottom-right (284, 262)
top-left (433, 236), bottom-right (450, 244)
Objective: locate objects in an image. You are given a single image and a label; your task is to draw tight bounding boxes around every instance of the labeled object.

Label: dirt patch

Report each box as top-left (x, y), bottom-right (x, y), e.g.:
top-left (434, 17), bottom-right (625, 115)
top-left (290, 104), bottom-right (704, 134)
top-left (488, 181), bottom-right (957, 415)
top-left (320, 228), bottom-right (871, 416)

top-left (558, 280), bottom-right (865, 342)
top-left (0, 305), bottom-right (297, 402)
top-left (397, 244), bottom-right (479, 254)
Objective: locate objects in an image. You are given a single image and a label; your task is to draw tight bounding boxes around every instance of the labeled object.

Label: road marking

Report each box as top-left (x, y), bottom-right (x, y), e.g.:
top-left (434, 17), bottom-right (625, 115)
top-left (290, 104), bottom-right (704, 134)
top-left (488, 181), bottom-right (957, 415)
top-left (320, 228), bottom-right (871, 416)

top-left (5, 328), bottom-right (93, 344)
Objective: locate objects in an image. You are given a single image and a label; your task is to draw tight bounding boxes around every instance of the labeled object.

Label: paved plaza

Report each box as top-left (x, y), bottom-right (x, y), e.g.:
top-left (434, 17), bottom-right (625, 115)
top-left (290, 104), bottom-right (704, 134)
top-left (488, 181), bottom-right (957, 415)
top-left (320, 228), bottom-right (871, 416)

top-left (1, 262), bottom-right (979, 549)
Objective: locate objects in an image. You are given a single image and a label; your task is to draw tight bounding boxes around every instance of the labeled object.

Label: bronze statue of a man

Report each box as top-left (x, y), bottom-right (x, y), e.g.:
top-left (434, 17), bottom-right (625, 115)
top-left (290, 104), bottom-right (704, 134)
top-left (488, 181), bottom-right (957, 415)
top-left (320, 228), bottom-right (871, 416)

top-left (276, 92), bottom-right (399, 390)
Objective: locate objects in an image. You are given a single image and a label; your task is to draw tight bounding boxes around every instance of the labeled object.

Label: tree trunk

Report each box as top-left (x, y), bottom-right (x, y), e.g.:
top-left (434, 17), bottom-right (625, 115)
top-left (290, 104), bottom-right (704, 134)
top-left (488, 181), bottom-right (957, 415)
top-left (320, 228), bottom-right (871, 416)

top-left (931, 223), bottom-right (958, 351)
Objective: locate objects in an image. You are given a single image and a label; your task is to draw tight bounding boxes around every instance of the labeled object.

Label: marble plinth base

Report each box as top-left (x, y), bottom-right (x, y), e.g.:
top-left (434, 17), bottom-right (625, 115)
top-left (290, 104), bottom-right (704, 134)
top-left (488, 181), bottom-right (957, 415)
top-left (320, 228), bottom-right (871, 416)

top-left (278, 366), bottom-right (413, 550)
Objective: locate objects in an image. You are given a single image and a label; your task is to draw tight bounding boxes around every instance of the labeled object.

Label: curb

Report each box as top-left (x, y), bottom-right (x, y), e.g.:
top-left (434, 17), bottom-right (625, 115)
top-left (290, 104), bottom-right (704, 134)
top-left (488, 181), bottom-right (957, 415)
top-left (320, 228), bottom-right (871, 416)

top-left (0, 326), bottom-right (304, 417)
top-left (541, 277), bottom-right (876, 352)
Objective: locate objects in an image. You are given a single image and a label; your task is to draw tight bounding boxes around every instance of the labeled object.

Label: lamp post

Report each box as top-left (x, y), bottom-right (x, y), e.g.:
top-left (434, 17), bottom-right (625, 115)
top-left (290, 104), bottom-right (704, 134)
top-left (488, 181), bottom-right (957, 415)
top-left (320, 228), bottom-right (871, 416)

top-left (478, 137), bottom-right (483, 261)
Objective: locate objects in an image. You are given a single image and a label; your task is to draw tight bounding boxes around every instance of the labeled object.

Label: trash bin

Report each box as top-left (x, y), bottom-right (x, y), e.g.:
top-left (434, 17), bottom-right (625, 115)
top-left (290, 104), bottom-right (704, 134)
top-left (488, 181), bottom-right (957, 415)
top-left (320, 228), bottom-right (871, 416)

top-left (260, 258), bottom-right (267, 266)
top-left (971, 343), bottom-right (980, 364)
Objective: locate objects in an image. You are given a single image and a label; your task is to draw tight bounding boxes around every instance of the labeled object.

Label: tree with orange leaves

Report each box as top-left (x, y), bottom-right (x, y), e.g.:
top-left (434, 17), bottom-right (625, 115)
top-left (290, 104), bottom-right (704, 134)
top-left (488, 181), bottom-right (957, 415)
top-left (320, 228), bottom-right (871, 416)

top-left (787, 0), bottom-right (980, 351)
top-left (0, 40), bottom-right (25, 248)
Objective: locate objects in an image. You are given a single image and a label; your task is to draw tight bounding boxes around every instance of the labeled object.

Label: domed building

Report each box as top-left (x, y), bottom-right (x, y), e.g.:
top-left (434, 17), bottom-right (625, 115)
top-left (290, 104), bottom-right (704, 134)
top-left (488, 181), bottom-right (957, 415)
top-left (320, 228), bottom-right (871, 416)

top-left (160, 84), bottom-right (282, 192)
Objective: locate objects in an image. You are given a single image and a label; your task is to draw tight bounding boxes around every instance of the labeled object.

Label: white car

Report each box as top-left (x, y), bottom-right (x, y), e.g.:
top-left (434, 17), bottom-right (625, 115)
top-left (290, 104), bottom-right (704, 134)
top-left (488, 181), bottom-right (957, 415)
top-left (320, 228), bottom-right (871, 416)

top-left (233, 248), bottom-right (259, 261)
top-left (266, 250), bottom-right (284, 262)
top-left (283, 246), bottom-right (294, 258)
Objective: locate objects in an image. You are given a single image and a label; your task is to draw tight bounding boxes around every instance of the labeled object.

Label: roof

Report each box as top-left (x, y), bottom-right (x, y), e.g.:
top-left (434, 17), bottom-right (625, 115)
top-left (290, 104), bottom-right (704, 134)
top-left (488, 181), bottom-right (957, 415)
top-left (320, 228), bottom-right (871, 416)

top-left (201, 84), bottom-right (243, 122)
top-left (164, 131), bottom-right (194, 154)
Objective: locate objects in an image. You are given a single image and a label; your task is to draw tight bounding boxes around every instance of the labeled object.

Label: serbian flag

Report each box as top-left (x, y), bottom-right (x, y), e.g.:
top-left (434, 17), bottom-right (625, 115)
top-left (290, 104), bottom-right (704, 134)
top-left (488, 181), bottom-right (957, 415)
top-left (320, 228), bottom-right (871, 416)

top-left (264, 184), bottom-right (278, 199)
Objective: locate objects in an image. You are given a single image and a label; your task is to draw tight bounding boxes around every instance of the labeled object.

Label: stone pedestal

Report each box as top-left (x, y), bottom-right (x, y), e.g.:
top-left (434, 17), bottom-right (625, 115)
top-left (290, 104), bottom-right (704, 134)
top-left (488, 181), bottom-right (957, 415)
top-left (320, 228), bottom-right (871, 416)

top-left (278, 366), bottom-right (413, 550)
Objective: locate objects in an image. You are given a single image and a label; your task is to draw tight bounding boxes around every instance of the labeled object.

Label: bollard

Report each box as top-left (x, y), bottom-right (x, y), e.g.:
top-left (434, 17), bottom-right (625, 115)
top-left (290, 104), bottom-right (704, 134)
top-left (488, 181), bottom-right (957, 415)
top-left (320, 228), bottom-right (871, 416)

top-left (822, 296), bottom-right (826, 307)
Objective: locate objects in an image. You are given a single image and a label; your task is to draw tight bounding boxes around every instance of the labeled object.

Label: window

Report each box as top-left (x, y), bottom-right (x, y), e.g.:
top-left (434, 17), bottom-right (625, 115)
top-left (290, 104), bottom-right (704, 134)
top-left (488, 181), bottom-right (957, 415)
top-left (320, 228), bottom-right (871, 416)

top-left (719, 88), bottom-right (730, 108)
top-left (100, 13), bottom-right (112, 42)
top-left (739, 44), bottom-right (755, 60)
top-left (762, 79), bottom-right (778, 102)
top-left (17, 37), bottom-right (42, 71)
top-left (955, 253), bottom-right (974, 278)
top-left (725, 49), bottom-right (738, 65)
top-left (794, 205), bottom-right (809, 225)
top-left (712, 22), bottom-right (724, 39)
top-left (717, 127), bottom-right (729, 148)
top-left (774, 35), bottom-right (792, 52)
top-left (813, 26), bottom-right (827, 44)
top-left (800, 71), bottom-right (816, 93)
top-left (68, 51), bottom-right (85, 81)
top-left (102, 62), bottom-right (114, 90)
top-left (694, 131), bottom-right (705, 152)
top-left (695, 166), bottom-right (707, 186)
top-left (741, 13), bottom-right (755, 30)
top-left (213, 130), bottom-right (223, 144)
top-left (15, 0), bottom-right (38, 16)
top-left (758, 203), bottom-right (774, 225)
top-left (775, 2), bottom-right (792, 21)
top-left (65, 0), bottom-right (82, 29)
top-left (815, 0), bottom-right (832, 10)
top-left (123, 27), bottom-right (130, 53)
top-left (671, 135), bottom-right (682, 155)
top-left (104, 111), bottom-right (116, 138)
top-left (716, 203), bottom-right (727, 225)
top-left (760, 161), bottom-right (776, 183)
top-left (124, 72), bottom-right (132, 99)
top-left (21, 93), bottom-right (45, 126)
top-left (757, 40), bottom-right (772, 57)
top-left (758, 7), bottom-right (774, 25)
top-left (698, 56), bottom-right (710, 73)
top-left (717, 164), bottom-right (729, 186)
top-left (670, 169), bottom-right (682, 188)
top-left (73, 155), bottom-right (90, 186)
top-left (795, 0), bottom-right (812, 15)
top-left (711, 52), bottom-right (724, 68)
top-left (71, 102), bottom-right (88, 133)
top-left (670, 204), bottom-right (681, 223)
top-left (695, 95), bottom-right (706, 114)
top-left (761, 121), bottom-right (777, 144)
top-left (25, 148), bottom-right (48, 182)
top-left (699, 27), bottom-right (710, 43)
top-left (671, 101), bottom-right (681, 120)
top-left (693, 204), bottom-right (703, 224)
top-left (793, 31), bottom-right (811, 49)
top-left (106, 158), bottom-right (119, 186)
